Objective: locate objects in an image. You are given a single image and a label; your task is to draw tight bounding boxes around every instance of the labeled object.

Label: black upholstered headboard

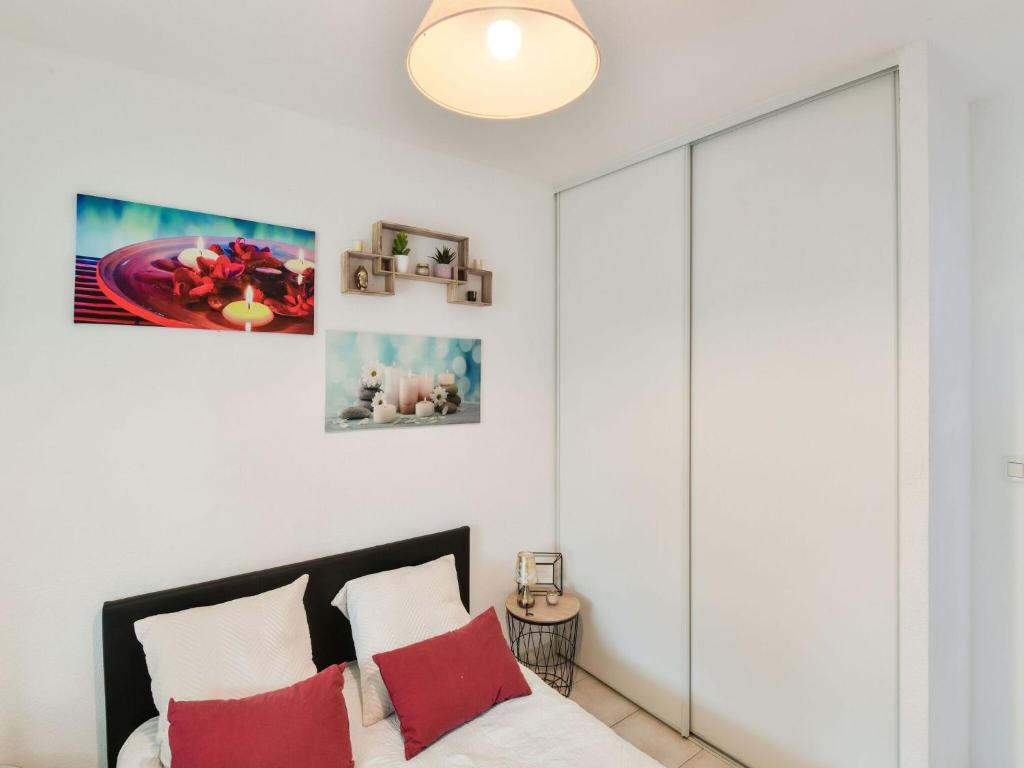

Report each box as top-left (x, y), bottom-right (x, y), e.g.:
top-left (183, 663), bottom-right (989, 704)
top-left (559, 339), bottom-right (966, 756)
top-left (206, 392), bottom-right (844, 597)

top-left (101, 526), bottom-right (470, 767)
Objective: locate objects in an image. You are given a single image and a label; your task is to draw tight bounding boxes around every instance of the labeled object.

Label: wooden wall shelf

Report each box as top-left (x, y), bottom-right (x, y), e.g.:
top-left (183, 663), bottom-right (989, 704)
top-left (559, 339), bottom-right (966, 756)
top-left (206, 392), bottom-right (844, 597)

top-left (343, 221), bottom-right (492, 307)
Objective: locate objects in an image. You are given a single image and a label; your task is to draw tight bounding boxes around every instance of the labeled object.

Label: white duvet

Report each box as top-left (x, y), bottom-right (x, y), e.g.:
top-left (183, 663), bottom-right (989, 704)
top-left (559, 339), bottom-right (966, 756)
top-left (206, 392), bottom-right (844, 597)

top-left (118, 664), bottom-right (661, 768)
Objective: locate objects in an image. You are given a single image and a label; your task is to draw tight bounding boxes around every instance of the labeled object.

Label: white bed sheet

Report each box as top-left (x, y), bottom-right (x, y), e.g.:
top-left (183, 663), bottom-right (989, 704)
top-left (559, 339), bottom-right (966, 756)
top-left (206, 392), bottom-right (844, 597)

top-left (117, 663), bottom-right (662, 768)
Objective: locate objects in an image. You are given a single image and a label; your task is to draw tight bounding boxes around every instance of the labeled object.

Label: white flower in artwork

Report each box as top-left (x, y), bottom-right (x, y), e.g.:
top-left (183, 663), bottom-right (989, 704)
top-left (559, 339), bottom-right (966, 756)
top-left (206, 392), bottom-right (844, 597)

top-left (430, 385), bottom-right (449, 409)
top-left (361, 363), bottom-right (383, 388)
top-left (372, 392), bottom-right (386, 408)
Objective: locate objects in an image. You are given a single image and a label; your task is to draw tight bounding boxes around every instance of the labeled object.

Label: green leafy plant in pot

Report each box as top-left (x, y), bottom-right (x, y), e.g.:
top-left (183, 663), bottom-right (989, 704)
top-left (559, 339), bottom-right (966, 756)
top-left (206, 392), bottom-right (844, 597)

top-left (392, 231), bottom-right (411, 273)
top-left (432, 246), bottom-right (456, 280)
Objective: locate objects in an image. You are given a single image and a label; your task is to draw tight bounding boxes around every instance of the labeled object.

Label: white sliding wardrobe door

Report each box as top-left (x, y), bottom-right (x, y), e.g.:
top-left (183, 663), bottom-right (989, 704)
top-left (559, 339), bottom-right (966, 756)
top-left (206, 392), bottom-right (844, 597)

top-left (558, 149), bottom-right (688, 729)
top-left (690, 74), bottom-right (898, 768)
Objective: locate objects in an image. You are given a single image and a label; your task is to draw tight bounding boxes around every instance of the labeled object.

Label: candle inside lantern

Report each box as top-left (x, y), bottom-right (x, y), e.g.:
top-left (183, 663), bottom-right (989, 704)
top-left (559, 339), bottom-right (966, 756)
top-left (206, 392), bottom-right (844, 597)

top-left (438, 371), bottom-right (455, 386)
top-left (177, 237), bottom-right (218, 271)
top-left (284, 248), bottom-right (316, 277)
top-left (373, 403), bottom-right (397, 424)
top-left (399, 375), bottom-right (419, 415)
top-left (415, 400), bottom-right (435, 418)
top-left (222, 285), bottom-right (274, 331)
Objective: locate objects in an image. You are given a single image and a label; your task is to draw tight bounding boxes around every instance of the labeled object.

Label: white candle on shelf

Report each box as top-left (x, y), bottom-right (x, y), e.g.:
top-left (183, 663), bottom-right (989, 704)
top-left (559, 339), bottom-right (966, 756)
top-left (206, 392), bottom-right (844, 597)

top-left (384, 366), bottom-right (402, 406)
top-left (399, 375), bottom-right (419, 415)
top-left (352, 239), bottom-right (364, 252)
top-left (438, 371), bottom-right (455, 386)
top-left (415, 401), bottom-right (435, 417)
top-left (177, 237), bottom-right (218, 271)
top-left (373, 404), bottom-right (397, 424)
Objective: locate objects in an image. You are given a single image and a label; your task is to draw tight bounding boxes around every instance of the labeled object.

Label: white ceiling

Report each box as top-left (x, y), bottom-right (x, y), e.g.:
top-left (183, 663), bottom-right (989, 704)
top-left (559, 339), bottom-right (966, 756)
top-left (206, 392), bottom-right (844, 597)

top-left (2, 0), bottom-right (1021, 186)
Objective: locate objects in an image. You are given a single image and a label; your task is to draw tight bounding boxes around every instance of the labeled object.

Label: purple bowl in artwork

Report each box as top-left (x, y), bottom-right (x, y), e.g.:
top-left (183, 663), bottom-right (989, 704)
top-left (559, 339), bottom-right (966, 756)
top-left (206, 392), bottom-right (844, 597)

top-left (94, 236), bottom-right (314, 333)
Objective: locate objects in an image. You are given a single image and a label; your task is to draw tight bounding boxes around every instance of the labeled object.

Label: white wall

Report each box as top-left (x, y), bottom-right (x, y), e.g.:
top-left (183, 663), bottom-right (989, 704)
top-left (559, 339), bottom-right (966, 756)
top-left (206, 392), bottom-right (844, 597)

top-left (926, 50), bottom-right (973, 768)
top-left (971, 84), bottom-right (1024, 768)
top-left (0, 38), bottom-right (556, 768)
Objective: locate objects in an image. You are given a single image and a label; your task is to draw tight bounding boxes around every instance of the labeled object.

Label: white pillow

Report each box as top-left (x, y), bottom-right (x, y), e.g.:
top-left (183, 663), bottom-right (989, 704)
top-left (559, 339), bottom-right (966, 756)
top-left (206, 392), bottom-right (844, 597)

top-left (134, 574), bottom-right (316, 767)
top-left (332, 554), bottom-right (469, 726)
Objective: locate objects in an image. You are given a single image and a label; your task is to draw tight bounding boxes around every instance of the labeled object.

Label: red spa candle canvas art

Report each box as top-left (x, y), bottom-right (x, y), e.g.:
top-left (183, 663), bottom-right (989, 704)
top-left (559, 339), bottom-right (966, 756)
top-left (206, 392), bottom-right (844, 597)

top-left (74, 194), bottom-right (316, 334)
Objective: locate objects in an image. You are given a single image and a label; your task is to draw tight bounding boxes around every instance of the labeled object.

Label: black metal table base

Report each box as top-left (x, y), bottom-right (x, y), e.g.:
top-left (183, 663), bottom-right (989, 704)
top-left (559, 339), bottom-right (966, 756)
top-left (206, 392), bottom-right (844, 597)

top-left (506, 611), bottom-right (580, 697)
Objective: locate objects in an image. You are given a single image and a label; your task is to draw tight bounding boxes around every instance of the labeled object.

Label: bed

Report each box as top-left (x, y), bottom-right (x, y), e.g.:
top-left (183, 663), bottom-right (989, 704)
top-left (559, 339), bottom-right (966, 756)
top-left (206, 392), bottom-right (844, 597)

top-left (102, 527), bottom-right (661, 767)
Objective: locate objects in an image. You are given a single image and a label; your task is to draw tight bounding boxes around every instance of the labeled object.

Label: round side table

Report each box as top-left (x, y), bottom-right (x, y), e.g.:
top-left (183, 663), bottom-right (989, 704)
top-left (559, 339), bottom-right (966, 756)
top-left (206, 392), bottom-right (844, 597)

top-left (505, 592), bottom-right (581, 696)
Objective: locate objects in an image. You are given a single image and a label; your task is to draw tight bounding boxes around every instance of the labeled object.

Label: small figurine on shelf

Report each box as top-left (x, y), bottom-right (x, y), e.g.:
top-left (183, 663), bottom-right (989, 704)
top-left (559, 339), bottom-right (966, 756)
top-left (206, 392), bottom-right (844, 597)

top-left (415, 262), bottom-right (430, 277)
top-left (354, 265), bottom-right (369, 291)
top-left (432, 246), bottom-right (456, 280)
top-left (392, 231), bottom-right (411, 273)
top-left (466, 290), bottom-right (478, 303)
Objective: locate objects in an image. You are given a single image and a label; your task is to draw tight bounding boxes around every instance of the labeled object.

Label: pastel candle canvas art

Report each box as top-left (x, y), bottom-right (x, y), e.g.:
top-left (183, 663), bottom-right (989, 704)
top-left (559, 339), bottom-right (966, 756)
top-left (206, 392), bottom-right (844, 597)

top-left (326, 330), bottom-right (482, 432)
top-left (74, 194), bottom-right (316, 334)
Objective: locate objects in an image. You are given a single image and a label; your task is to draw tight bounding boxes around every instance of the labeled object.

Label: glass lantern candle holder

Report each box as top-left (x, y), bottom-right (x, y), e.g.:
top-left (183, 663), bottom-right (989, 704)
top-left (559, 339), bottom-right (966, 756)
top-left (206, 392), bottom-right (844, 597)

top-left (514, 551), bottom-right (537, 613)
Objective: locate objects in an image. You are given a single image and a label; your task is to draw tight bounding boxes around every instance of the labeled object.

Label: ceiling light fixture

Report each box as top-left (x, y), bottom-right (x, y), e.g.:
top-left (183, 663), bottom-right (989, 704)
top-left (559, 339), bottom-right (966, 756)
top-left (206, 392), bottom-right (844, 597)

top-left (407, 0), bottom-right (601, 120)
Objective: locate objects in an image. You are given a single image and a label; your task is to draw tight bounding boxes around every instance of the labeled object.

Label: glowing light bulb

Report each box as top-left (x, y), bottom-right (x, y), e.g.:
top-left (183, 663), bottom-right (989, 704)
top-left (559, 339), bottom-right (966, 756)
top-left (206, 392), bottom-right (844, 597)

top-left (487, 19), bottom-right (522, 61)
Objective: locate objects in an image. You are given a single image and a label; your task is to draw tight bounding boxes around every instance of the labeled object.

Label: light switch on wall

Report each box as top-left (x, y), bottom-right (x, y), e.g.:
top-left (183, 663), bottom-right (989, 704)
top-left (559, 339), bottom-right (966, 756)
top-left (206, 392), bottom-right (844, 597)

top-left (1007, 460), bottom-right (1024, 480)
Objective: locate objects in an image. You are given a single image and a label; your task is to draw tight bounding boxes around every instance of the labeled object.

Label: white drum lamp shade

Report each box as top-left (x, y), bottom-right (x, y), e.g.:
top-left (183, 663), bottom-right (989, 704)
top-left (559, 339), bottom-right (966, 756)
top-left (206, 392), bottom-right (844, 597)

top-left (407, 0), bottom-right (601, 119)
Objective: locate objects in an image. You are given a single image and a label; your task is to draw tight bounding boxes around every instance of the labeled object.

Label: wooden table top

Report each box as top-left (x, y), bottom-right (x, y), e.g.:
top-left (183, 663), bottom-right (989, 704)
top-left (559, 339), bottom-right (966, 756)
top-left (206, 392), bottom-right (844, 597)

top-left (505, 592), bottom-right (581, 624)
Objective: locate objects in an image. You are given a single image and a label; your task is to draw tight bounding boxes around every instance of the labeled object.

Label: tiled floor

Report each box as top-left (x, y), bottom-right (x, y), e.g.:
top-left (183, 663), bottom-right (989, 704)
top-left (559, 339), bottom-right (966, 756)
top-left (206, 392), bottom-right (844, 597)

top-left (569, 667), bottom-right (735, 768)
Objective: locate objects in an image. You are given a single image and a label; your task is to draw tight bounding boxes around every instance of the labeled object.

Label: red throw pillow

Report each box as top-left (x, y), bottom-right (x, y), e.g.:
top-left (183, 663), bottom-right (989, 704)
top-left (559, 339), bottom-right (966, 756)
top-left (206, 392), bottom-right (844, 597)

top-left (373, 606), bottom-right (532, 759)
top-left (167, 664), bottom-right (353, 768)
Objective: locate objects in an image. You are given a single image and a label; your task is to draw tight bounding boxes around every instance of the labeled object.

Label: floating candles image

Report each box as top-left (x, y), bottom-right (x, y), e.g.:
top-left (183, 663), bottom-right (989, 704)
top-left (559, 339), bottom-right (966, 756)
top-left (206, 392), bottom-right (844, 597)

top-left (177, 237), bottom-right (218, 271)
top-left (438, 371), bottom-right (456, 386)
top-left (373, 403), bottom-right (397, 424)
top-left (399, 375), bottom-right (419, 415)
top-left (222, 285), bottom-right (273, 332)
top-left (284, 248), bottom-right (316, 283)
top-left (74, 195), bottom-right (316, 334)
top-left (415, 401), bottom-right (435, 417)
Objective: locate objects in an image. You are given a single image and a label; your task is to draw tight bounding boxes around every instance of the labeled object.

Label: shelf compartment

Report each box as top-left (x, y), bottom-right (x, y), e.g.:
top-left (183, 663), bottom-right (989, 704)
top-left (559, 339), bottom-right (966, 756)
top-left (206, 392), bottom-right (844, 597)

top-left (394, 271), bottom-right (466, 286)
top-left (342, 251), bottom-right (395, 296)
top-left (373, 220), bottom-right (470, 272)
top-left (448, 267), bottom-right (493, 307)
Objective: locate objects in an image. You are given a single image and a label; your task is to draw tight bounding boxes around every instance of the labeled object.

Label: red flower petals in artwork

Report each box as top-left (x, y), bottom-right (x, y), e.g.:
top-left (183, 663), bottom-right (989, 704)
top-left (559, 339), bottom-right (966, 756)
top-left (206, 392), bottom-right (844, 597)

top-left (208, 255), bottom-right (245, 282)
top-left (160, 238), bottom-right (307, 322)
top-left (222, 237), bottom-right (282, 270)
top-left (172, 268), bottom-right (216, 303)
top-left (265, 281), bottom-right (314, 317)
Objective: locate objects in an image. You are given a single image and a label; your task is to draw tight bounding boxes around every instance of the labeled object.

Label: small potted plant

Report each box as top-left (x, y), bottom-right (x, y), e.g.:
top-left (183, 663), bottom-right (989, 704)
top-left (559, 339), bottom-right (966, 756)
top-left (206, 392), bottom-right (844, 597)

top-left (392, 231), bottom-right (411, 273)
top-left (432, 246), bottom-right (456, 280)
